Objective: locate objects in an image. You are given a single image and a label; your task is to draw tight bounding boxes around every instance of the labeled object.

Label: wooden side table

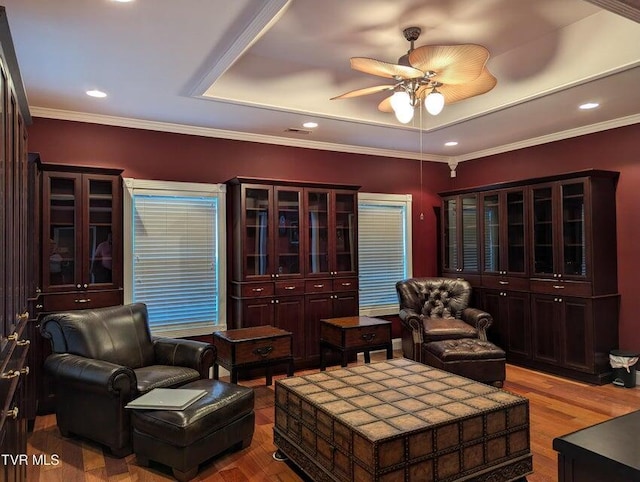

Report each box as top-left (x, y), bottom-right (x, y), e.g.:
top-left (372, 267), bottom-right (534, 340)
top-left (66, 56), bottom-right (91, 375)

top-left (213, 325), bottom-right (294, 386)
top-left (319, 316), bottom-right (393, 371)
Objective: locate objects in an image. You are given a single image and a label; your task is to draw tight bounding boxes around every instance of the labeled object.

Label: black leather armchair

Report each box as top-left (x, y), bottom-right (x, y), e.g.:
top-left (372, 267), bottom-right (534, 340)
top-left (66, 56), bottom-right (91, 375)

top-left (396, 277), bottom-right (493, 363)
top-left (40, 303), bottom-right (215, 457)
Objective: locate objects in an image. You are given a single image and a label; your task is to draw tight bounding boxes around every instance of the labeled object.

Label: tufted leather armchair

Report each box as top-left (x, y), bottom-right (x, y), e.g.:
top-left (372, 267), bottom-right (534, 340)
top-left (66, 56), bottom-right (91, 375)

top-left (396, 277), bottom-right (493, 363)
top-left (40, 303), bottom-right (215, 457)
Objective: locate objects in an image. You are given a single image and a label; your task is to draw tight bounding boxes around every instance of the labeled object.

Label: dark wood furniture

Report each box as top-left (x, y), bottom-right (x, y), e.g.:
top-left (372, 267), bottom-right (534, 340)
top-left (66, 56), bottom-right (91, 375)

top-left (440, 170), bottom-right (619, 384)
top-left (274, 358), bottom-right (533, 482)
top-left (226, 177), bottom-right (359, 369)
top-left (33, 162), bottom-right (124, 413)
top-left (319, 315), bottom-right (392, 370)
top-left (0, 8), bottom-right (32, 481)
top-left (553, 410), bottom-right (640, 482)
top-left (213, 325), bottom-right (294, 386)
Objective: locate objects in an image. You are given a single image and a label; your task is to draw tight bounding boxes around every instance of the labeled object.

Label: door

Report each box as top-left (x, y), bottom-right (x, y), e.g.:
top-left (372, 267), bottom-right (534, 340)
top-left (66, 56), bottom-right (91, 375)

top-left (531, 294), bottom-right (561, 365)
top-left (304, 293), bottom-right (334, 359)
top-left (274, 186), bottom-right (303, 279)
top-left (332, 190), bottom-right (357, 277)
top-left (274, 296), bottom-right (305, 359)
top-left (242, 185), bottom-right (273, 281)
top-left (562, 297), bottom-right (592, 372)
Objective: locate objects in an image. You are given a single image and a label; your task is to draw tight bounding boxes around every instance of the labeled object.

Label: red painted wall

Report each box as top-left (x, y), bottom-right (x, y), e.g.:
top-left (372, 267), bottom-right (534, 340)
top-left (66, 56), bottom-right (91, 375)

top-left (28, 118), bottom-right (640, 350)
top-left (442, 124), bottom-right (640, 351)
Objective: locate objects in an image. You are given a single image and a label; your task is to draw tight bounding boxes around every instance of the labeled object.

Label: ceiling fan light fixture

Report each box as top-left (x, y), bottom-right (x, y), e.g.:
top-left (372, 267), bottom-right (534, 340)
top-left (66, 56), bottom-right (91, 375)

top-left (425, 88), bottom-right (445, 116)
top-left (390, 91), bottom-right (411, 113)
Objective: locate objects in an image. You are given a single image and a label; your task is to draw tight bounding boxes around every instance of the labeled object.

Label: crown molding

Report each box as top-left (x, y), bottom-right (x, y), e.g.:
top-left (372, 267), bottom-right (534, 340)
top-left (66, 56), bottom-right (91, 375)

top-left (30, 106), bottom-right (449, 163)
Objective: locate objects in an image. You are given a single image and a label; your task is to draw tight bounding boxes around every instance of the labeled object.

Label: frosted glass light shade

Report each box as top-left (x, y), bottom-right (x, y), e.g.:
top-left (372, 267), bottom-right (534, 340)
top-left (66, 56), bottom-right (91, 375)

top-left (390, 91), bottom-right (411, 113)
top-left (394, 105), bottom-right (414, 124)
top-left (425, 90), bottom-right (445, 115)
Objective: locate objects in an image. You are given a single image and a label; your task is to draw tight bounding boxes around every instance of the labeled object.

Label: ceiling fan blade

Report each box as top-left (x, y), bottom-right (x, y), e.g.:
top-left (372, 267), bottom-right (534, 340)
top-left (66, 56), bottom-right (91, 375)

top-left (351, 57), bottom-right (424, 80)
top-left (409, 44), bottom-right (490, 85)
top-left (331, 84), bottom-right (394, 100)
top-left (378, 96), bottom-right (393, 113)
top-left (417, 68), bottom-right (497, 105)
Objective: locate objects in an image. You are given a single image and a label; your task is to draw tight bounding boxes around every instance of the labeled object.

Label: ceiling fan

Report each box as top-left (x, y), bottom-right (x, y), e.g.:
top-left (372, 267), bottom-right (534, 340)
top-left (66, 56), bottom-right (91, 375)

top-left (331, 27), bottom-right (497, 124)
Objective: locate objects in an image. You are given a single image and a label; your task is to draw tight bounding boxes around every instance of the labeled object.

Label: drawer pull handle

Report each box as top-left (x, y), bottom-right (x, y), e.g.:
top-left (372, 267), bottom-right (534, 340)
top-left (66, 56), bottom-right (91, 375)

top-left (498, 281), bottom-right (509, 285)
top-left (341, 282), bottom-right (352, 287)
top-left (252, 288), bottom-right (264, 292)
top-left (361, 333), bottom-right (377, 342)
top-left (314, 284), bottom-right (324, 288)
top-left (253, 346), bottom-right (273, 358)
top-left (3, 407), bottom-right (18, 420)
top-left (18, 311), bottom-right (29, 321)
top-left (1, 370), bottom-right (19, 379)
top-left (553, 285), bottom-right (565, 289)
top-left (7, 333), bottom-right (18, 341)
top-left (284, 286), bottom-right (296, 290)
top-left (36, 304), bottom-right (43, 309)
top-left (75, 299), bottom-right (92, 303)
top-left (16, 339), bottom-right (30, 347)
top-left (20, 367), bottom-right (29, 376)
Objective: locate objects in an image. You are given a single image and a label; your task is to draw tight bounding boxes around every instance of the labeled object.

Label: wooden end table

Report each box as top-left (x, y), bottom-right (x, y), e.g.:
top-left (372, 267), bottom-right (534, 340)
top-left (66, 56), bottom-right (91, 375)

top-left (212, 325), bottom-right (294, 386)
top-left (319, 316), bottom-right (392, 371)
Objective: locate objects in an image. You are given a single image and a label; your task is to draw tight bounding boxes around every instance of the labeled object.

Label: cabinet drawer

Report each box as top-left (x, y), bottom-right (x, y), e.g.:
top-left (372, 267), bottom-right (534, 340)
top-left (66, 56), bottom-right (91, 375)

top-left (235, 336), bottom-right (292, 364)
top-left (530, 279), bottom-right (592, 297)
top-left (482, 276), bottom-right (529, 291)
top-left (344, 324), bottom-right (391, 349)
top-left (240, 282), bottom-right (274, 297)
top-left (333, 278), bottom-right (358, 292)
top-left (275, 280), bottom-right (305, 296)
top-left (41, 290), bottom-right (123, 312)
top-left (305, 279), bottom-right (333, 293)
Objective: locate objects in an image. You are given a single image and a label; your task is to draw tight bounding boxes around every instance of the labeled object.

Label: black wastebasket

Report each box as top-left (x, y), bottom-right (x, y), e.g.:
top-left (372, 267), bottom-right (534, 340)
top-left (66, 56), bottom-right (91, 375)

top-left (610, 350), bottom-right (639, 388)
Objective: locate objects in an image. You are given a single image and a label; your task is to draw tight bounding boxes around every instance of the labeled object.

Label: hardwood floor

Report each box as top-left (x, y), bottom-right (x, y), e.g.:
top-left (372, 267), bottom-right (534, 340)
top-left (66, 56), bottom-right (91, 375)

top-left (26, 353), bottom-right (640, 481)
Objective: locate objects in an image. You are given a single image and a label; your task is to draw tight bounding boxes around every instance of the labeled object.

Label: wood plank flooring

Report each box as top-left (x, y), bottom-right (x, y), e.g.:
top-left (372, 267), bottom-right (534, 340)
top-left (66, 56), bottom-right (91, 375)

top-left (26, 353), bottom-right (640, 481)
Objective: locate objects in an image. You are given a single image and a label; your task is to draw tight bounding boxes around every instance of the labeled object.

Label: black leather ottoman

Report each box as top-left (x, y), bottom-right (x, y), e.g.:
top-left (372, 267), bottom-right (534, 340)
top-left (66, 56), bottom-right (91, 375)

top-left (131, 378), bottom-right (255, 481)
top-left (423, 338), bottom-right (506, 387)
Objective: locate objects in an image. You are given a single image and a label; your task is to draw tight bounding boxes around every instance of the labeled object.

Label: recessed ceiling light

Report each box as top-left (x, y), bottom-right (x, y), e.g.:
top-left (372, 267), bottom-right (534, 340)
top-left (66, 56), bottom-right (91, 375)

top-left (444, 141), bottom-right (458, 147)
top-left (112, 0), bottom-right (134, 3)
top-left (579, 102), bottom-right (599, 110)
top-left (302, 122), bottom-right (318, 128)
top-left (86, 89), bottom-right (107, 98)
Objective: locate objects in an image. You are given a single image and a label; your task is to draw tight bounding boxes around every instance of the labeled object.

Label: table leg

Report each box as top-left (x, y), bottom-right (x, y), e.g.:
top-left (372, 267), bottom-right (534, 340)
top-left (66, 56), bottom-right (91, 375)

top-left (341, 350), bottom-right (348, 367)
top-left (213, 363), bottom-right (219, 380)
top-left (386, 343), bottom-right (393, 360)
top-left (266, 365), bottom-right (273, 386)
top-left (230, 368), bottom-right (238, 384)
top-left (364, 350), bottom-right (371, 364)
top-left (287, 359), bottom-right (294, 377)
top-left (320, 343), bottom-right (327, 371)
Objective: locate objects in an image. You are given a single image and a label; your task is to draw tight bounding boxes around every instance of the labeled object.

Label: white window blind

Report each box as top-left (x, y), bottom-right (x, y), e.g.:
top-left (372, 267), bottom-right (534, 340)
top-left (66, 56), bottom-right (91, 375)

top-left (358, 193), bottom-right (412, 316)
top-left (123, 179), bottom-right (226, 337)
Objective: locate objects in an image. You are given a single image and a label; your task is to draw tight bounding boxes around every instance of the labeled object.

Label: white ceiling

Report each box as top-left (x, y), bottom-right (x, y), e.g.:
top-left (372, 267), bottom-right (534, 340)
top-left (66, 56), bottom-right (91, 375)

top-left (3, 0), bottom-right (640, 164)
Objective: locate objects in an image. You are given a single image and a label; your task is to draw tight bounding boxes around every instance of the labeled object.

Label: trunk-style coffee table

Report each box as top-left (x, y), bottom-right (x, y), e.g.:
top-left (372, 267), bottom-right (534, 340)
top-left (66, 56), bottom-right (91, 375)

top-left (274, 358), bottom-right (532, 481)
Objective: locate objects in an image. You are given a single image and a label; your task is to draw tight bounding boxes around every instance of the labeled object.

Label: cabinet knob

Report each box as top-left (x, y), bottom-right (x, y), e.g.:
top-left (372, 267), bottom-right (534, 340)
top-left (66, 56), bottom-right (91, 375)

top-left (275, 274), bottom-right (279, 278)
top-left (83, 283), bottom-right (88, 289)
top-left (36, 304), bottom-right (43, 309)
top-left (284, 286), bottom-right (296, 290)
top-left (252, 288), bottom-right (264, 293)
top-left (20, 366), bottom-right (29, 376)
top-left (499, 281), bottom-right (509, 285)
top-left (275, 299), bottom-right (279, 303)
top-left (271, 300), bottom-right (275, 304)
top-left (74, 298), bottom-right (92, 304)
top-left (77, 284), bottom-right (82, 289)
top-left (314, 284), bottom-right (324, 288)
top-left (553, 285), bottom-right (565, 289)
top-left (558, 298), bottom-right (563, 303)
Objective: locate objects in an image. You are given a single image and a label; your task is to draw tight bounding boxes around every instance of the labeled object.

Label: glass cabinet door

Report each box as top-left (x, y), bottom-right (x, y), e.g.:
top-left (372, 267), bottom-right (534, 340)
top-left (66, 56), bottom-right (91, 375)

top-left (88, 177), bottom-right (115, 285)
top-left (306, 190), bottom-right (329, 275)
top-left (461, 195), bottom-right (478, 272)
top-left (483, 193), bottom-right (500, 273)
top-left (45, 173), bottom-right (81, 290)
top-left (333, 191), bottom-right (357, 275)
top-left (443, 198), bottom-right (458, 271)
top-left (506, 191), bottom-right (526, 274)
top-left (532, 186), bottom-right (554, 275)
top-left (275, 187), bottom-right (302, 277)
top-left (561, 182), bottom-right (586, 277)
top-left (244, 186), bottom-right (272, 278)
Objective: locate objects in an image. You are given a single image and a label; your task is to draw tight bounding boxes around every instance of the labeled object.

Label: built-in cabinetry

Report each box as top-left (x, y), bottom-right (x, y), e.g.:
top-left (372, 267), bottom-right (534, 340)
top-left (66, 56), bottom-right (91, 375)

top-left (440, 170), bottom-right (619, 383)
top-left (0, 7), bottom-right (32, 480)
top-left (227, 178), bottom-right (359, 368)
top-left (34, 163), bottom-right (124, 412)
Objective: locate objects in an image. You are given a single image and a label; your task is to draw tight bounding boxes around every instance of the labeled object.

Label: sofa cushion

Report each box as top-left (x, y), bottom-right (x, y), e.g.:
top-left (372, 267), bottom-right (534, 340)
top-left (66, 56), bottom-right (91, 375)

top-left (422, 317), bottom-right (478, 341)
top-left (134, 366), bottom-right (200, 394)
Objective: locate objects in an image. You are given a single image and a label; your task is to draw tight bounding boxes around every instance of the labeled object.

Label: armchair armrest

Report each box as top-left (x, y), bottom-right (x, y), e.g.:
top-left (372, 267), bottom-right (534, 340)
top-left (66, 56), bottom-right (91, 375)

top-left (152, 338), bottom-right (216, 379)
top-left (461, 307), bottom-right (493, 341)
top-left (44, 353), bottom-right (136, 398)
top-left (399, 308), bottom-right (424, 362)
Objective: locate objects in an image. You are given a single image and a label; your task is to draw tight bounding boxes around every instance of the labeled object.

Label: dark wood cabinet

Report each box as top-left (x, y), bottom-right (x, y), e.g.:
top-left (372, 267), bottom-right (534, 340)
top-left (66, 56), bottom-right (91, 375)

top-left (227, 178), bottom-right (359, 368)
top-left (34, 163), bottom-right (124, 413)
top-left (441, 170), bottom-right (619, 383)
top-left (442, 193), bottom-right (480, 282)
top-left (0, 9), bottom-right (32, 479)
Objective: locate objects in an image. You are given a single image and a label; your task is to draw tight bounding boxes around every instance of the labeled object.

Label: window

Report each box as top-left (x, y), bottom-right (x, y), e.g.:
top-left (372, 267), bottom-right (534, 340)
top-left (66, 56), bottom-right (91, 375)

top-left (358, 193), bottom-right (412, 316)
top-left (123, 179), bottom-right (226, 337)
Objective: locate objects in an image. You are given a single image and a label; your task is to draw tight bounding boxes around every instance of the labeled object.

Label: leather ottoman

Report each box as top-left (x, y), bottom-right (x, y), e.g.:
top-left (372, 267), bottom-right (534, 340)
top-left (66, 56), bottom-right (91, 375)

top-left (131, 378), bottom-right (255, 481)
top-left (423, 339), bottom-right (506, 387)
